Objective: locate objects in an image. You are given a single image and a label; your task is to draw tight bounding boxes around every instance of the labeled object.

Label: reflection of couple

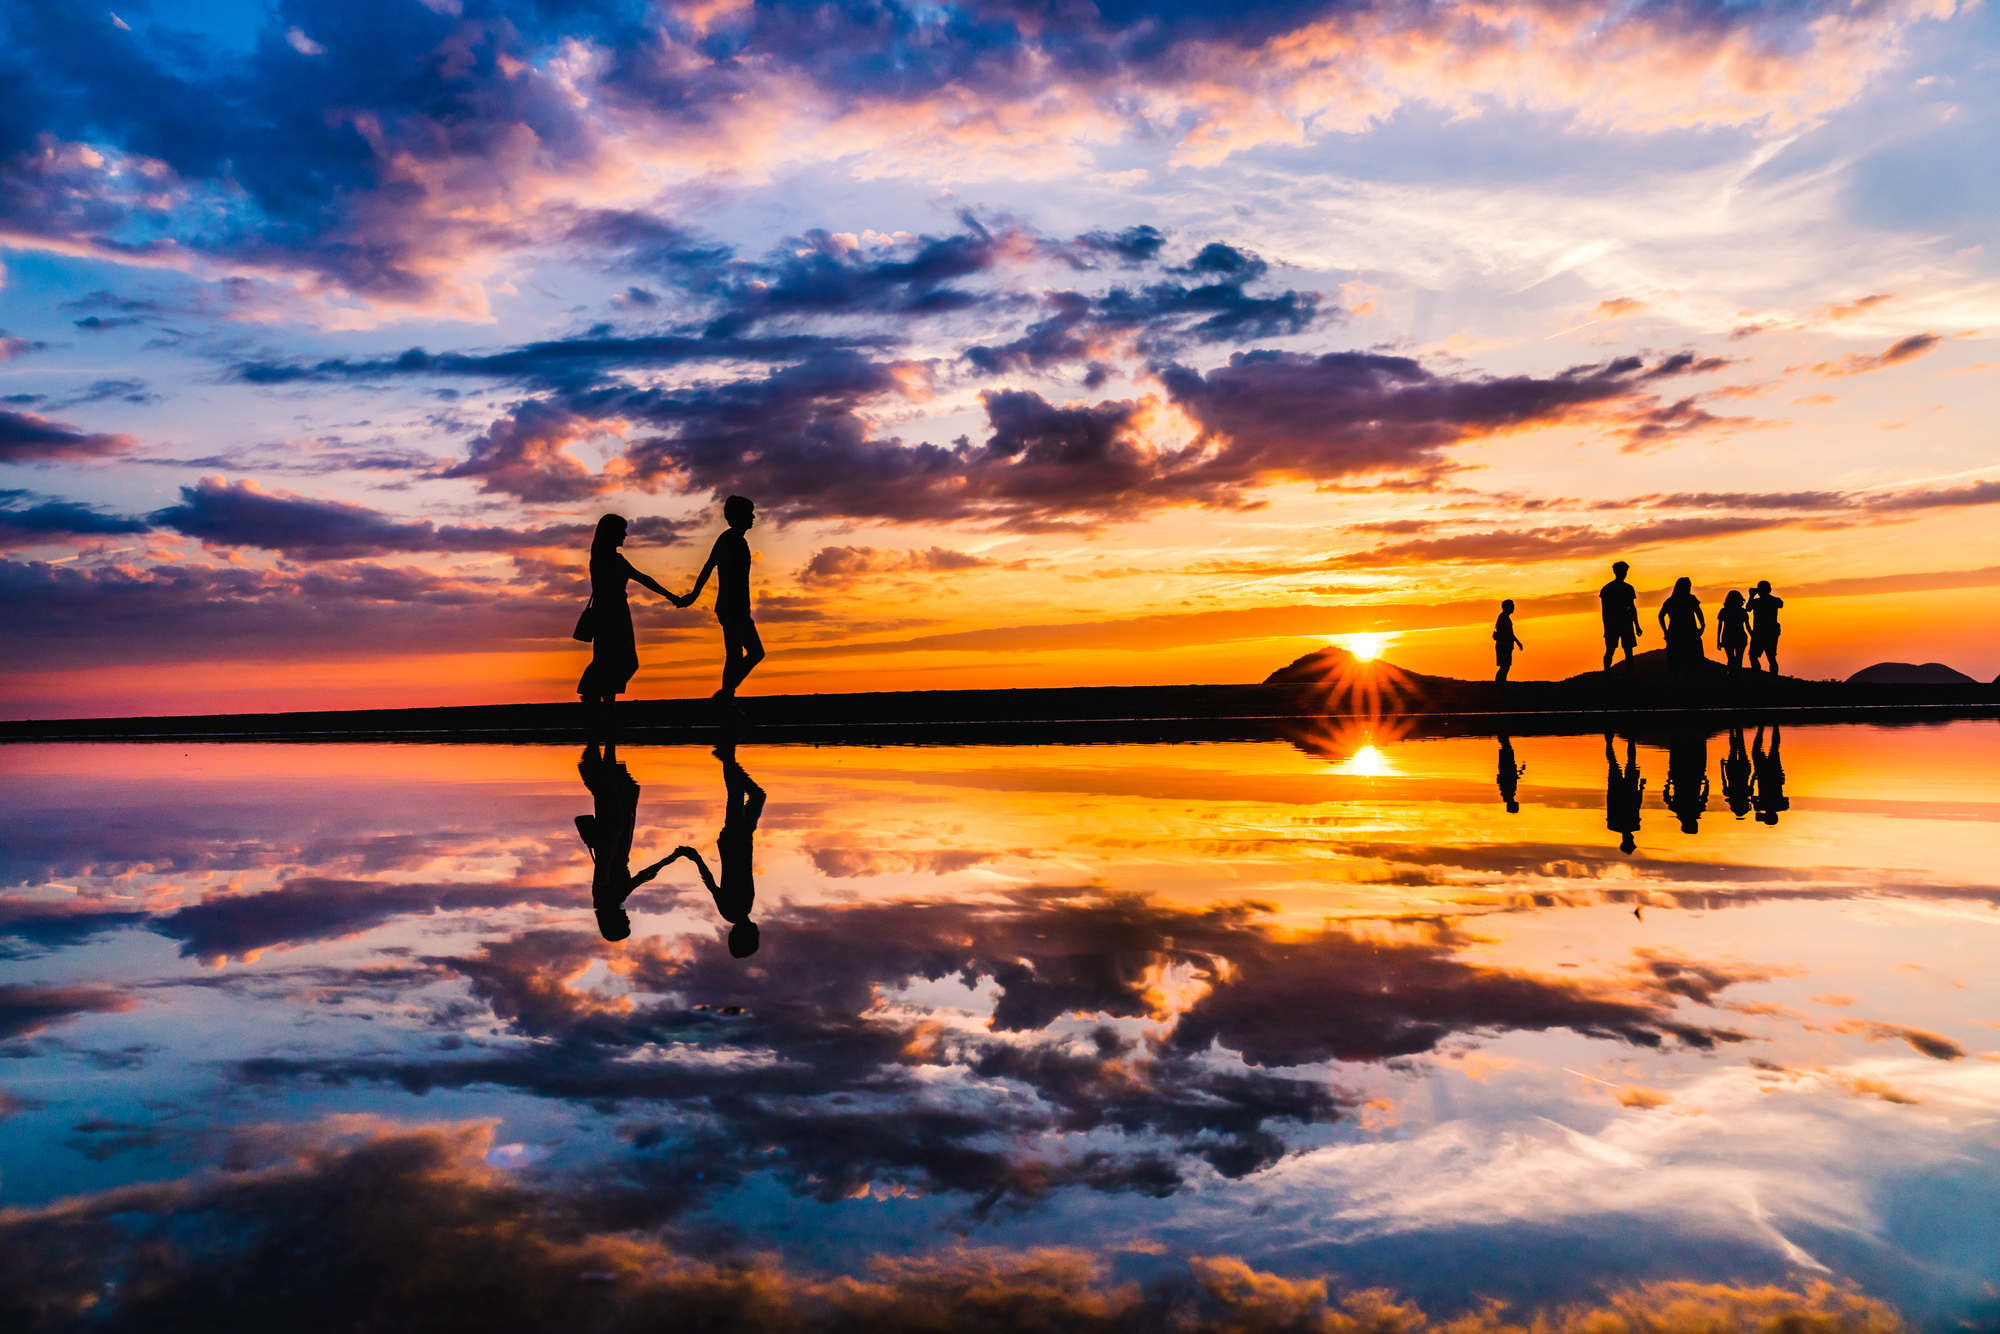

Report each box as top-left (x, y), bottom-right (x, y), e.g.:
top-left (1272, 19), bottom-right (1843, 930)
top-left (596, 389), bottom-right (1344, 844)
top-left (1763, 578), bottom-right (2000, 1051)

top-left (577, 742), bottom-right (765, 956)
top-left (578, 496), bottom-right (765, 713)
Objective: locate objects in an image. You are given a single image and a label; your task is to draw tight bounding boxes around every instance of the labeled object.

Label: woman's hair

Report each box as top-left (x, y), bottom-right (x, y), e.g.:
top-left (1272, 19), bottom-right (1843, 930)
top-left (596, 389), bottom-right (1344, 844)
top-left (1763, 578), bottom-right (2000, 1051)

top-left (591, 513), bottom-right (628, 554)
top-left (1672, 576), bottom-right (1692, 596)
top-left (1724, 589), bottom-right (1744, 607)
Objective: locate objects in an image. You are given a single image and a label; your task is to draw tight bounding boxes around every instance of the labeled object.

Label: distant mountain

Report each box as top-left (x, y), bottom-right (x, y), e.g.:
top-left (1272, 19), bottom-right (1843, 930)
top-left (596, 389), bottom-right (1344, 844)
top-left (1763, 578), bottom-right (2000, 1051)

top-left (1846, 662), bottom-right (1977, 685)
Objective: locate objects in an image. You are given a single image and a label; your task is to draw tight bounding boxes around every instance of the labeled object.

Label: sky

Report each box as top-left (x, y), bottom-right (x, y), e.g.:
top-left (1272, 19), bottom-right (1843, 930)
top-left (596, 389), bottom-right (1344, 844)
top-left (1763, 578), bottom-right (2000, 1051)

top-left (1, 0), bottom-right (1997, 717)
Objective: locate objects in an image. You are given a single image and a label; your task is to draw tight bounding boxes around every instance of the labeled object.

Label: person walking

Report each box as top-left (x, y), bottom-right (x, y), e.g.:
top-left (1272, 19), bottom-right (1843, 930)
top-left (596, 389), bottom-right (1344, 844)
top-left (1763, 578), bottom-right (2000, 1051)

top-left (676, 495), bottom-right (765, 702)
top-left (1493, 600), bottom-right (1524, 682)
top-left (1746, 580), bottom-right (1784, 674)
top-left (577, 514), bottom-right (677, 717)
top-left (1716, 589), bottom-right (1749, 672)
top-left (1599, 561), bottom-right (1642, 675)
top-left (1657, 577), bottom-right (1706, 685)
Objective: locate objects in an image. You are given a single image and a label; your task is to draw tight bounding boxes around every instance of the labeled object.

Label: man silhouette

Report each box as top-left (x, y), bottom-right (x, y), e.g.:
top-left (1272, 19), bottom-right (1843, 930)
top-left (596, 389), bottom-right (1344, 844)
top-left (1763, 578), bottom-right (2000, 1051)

top-left (1746, 580), bottom-right (1784, 674)
top-left (675, 495), bottom-right (765, 701)
top-left (1600, 561), bottom-right (1642, 674)
top-left (1605, 733), bottom-right (1644, 855)
top-left (1752, 725), bottom-right (1788, 825)
top-left (669, 743), bottom-right (766, 958)
top-left (1496, 735), bottom-right (1524, 813)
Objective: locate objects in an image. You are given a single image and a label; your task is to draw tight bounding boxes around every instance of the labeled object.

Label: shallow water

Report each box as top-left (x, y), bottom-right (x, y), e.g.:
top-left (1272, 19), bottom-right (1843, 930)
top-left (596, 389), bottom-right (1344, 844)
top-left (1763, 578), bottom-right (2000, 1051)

top-left (4, 723), bottom-right (1999, 1328)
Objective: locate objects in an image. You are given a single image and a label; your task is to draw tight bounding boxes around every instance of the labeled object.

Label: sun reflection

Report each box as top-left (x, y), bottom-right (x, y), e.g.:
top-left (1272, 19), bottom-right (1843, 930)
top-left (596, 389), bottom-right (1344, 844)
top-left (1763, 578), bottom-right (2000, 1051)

top-left (1329, 743), bottom-right (1398, 777)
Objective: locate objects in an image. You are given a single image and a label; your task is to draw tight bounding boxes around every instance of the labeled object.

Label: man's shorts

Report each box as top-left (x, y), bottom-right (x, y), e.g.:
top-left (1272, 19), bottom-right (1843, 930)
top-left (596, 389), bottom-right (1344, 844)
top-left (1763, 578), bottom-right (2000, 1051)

top-left (1603, 624), bottom-right (1636, 651)
top-left (1750, 629), bottom-right (1779, 657)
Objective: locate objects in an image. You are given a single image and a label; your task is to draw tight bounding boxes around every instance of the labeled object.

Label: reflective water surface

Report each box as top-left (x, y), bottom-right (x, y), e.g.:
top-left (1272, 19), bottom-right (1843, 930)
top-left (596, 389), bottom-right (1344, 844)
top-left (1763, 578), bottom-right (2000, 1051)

top-left (4, 724), bottom-right (1999, 1329)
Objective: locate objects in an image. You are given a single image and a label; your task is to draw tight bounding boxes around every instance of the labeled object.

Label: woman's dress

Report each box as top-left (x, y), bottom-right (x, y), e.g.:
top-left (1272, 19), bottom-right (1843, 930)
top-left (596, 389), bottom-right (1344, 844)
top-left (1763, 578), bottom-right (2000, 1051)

top-left (1717, 605), bottom-right (1749, 653)
top-left (1662, 593), bottom-right (1705, 674)
top-left (578, 550), bottom-right (639, 698)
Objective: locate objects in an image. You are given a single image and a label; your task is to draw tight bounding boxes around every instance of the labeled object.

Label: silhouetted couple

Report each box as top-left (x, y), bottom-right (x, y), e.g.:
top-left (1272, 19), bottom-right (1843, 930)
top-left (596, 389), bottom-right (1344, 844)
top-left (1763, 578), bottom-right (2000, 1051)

top-left (577, 740), bottom-right (765, 956)
top-left (1717, 582), bottom-right (1783, 673)
top-left (1608, 566), bottom-right (1706, 684)
top-left (1605, 730), bottom-right (1704, 847)
top-left (577, 496), bottom-right (765, 715)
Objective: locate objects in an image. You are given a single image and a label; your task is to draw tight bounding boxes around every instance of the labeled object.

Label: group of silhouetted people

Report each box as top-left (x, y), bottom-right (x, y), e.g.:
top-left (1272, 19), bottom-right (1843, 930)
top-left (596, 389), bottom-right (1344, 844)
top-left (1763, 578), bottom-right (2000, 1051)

top-left (1494, 562), bottom-right (1785, 683)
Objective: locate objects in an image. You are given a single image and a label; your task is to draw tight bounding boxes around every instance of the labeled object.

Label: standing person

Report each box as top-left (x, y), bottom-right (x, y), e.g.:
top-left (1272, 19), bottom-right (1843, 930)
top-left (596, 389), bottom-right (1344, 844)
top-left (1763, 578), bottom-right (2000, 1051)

top-left (1746, 580), bottom-right (1784, 674)
top-left (1493, 600), bottom-right (1524, 682)
top-left (575, 741), bottom-right (673, 942)
top-left (1720, 727), bottom-right (1753, 818)
top-left (578, 514), bottom-right (676, 716)
top-left (1716, 590), bottom-right (1749, 672)
top-left (1605, 733), bottom-right (1644, 855)
top-left (1752, 724), bottom-right (1788, 825)
top-left (1662, 726), bottom-right (1709, 834)
top-left (1599, 561), bottom-right (1642, 675)
top-left (676, 495), bottom-right (765, 701)
top-left (1657, 577), bottom-right (1706, 684)
top-left (669, 743), bottom-right (766, 958)
top-left (1496, 735), bottom-right (1524, 814)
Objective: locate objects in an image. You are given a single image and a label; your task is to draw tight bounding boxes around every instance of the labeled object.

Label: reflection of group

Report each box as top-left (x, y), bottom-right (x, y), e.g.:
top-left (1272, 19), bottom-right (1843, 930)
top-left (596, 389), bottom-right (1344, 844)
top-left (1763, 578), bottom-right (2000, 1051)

top-left (576, 740), bottom-right (766, 954)
top-left (1499, 727), bottom-right (1787, 854)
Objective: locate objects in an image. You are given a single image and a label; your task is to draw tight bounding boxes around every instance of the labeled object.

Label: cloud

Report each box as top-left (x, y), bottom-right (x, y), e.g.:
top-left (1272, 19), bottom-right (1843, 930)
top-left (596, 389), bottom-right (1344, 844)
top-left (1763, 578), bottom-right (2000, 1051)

top-left (1333, 516), bottom-right (1795, 566)
top-left (225, 886), bottom-right (1749, 1204)
top-left (967, 243), bottom-right (1325, 374)
top-left (0, 1115), bottom-right (1911, 1333)
top-left (1831, 1019), bottom-right (1965, 1061)
top-left (0, 489), bottom-right (151, 549)
top-left (0, 982), bottom-right (135, 1040)
top-left (159, 876), bottom-right (571, 965)
top-left (1158, 350), bottom-right (1744, 492)
top-left (0, 556), bottom-right (586, 670)
top-left (148, 475), bottom-right (690, 561)
top-left (0, 408), bottom-right (137, 463)
top-left (0, 330), bottom-right (47, 360)
top-left (1805, 333), bottom-right (1944, 379)
top-left (0, 0), bottom-right (1951, 323)
top-left (797, 545), bottom-right (995, 586)
top-left (436, 402), bottom-right (629, 502)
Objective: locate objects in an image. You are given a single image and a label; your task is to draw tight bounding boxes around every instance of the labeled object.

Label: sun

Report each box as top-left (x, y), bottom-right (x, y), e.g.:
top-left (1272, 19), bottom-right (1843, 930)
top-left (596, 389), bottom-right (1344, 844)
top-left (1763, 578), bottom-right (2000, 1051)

top-left (1332, 632), bottom-right (1392, 661)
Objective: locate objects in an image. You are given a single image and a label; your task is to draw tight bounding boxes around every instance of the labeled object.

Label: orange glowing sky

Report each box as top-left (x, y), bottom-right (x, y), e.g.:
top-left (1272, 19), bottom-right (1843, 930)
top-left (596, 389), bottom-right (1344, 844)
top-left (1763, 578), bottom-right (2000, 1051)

top-left (2, 0), bottom-right (1996, 716)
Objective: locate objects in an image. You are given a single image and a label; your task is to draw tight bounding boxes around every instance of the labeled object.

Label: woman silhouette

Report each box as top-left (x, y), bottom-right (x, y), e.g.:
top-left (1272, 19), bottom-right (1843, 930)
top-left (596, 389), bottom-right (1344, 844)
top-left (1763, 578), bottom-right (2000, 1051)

top-left (1716, 589), bottom-right (1749, 673)
top-left (578, 514), bottom-right (675, 716)
top-left (1657, 577), bottom-right (1706, 685)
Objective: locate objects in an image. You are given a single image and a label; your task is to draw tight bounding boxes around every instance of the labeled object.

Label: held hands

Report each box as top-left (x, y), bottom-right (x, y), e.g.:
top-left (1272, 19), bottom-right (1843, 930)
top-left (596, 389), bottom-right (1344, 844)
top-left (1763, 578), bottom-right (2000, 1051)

top-left (667, 591), bottom-right (692, 609)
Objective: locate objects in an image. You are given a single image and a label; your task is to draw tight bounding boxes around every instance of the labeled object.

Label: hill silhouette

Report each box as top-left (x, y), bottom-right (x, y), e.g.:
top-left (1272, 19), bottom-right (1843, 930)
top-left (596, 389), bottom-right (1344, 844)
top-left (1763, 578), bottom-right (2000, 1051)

top-left (7, 644), bottom-right (1997, 745)
top-left (1846, 662), bottom-right (1977, 685)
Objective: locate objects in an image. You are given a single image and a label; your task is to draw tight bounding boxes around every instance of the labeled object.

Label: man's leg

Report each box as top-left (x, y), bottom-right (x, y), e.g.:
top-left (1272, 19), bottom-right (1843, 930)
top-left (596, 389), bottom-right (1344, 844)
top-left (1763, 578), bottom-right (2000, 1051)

top-left (721, 620), bottom-right (765, 695)
top-left (1602, 634), bottom-right (1615, 672)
